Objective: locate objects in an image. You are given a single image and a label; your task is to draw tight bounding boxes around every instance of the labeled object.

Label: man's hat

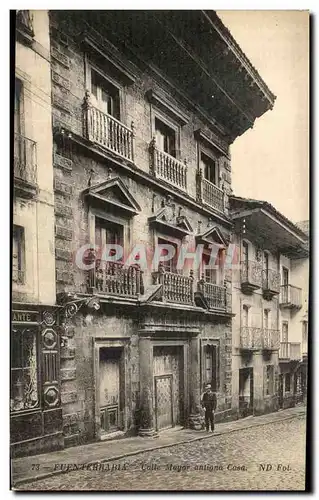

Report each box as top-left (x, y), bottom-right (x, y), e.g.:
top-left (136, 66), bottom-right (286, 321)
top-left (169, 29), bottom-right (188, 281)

top-left (205, 384), bottom-right (212, 389)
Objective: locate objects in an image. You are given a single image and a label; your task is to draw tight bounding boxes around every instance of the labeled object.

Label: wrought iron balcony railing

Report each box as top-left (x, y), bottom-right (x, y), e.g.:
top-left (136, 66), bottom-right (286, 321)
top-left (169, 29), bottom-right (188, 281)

top-left (197, 279), bottom-right (227, 311)
top-left (152, 266), bottom-right (194, 305)
top-left (279, 284), bottom-right (302, 309)
top-left (14, 133), bottom-right (37, 192)
top-left (262, 269), bottom-right (280, 299)
top-left (279, 342), bottom-right (301, 361)
top-left (82, 93), bottom-right (134, 162)
top-left (149, 140), bottom-right (187, 191)
top-left (240, 260), bottom-right (263, 292)
top-left (262, 329), bottom-right (280, 350)
top-left (88, 260), bottom-right (143, 298)
top-left (240, 327), bottom-right (262, 350)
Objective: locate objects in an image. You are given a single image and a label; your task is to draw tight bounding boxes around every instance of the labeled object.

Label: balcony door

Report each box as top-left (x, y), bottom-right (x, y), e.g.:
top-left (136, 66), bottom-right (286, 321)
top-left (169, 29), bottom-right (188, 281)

top-left (282, 267), bottom-right (289, 303)
top-left (155, 118), bottom-right (176, 157)
top-left (158, 237), bottom-right (178, 273)
top-left (282, 321), bottom-right (288, 343)
top-left (202, 249), bottom-right (224, 285)
top-left (91, 68), bottom-right (120, 120)
top-left (263, 252), bottom-right (269, 285)
top-left (200, 153), bottom-right (217, 185)
top-left (95, 218), bottom-right (124, 253)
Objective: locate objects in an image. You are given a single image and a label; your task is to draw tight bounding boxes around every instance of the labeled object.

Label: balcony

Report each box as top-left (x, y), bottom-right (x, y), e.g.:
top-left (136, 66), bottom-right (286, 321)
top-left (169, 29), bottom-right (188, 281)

top-left (279, 342), bottom-right (301, 361)
top-left (240, 327), bottom-right (262, 350)
top-left (240, 327), bottom-right (280, 351)
top-left (262, 269), bottom-right (280, 300)
top-left (279, 284), bottom-right (302, 309)
top-left (82, 95), bottom-right (134, 162)
top-left (88, 261), bottom-right (143, 298)
top-left (14, 133), bottom-right (37, 198)
top-left (197, 170), bottom-right (224, 212)
top-left (152, 267), bottom-right (194, 306)
top-left (240, 260), bottom-right (263, 294)
top-left (262, 329), bottom-right (280, 350)
top-left (197, 279), bottom-right (227, 311)
top-left (149, 140), bottom-right (187, 191)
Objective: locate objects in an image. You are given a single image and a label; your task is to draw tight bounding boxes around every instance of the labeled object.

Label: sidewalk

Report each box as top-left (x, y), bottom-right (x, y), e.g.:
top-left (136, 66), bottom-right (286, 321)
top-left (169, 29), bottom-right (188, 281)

top-left (11, 405), bottom-right (306, 486)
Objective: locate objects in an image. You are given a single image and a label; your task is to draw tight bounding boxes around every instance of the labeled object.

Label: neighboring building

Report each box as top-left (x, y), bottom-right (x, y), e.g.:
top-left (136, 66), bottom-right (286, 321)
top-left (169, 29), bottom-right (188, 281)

top-left (44, 10), bottom-right (275, 448)
top-left (12, 11), bottom-right (61, 457)
top-left (229, 197), bottom-right (309, 416)
top-left (292, 220), bottom-right (309, 403)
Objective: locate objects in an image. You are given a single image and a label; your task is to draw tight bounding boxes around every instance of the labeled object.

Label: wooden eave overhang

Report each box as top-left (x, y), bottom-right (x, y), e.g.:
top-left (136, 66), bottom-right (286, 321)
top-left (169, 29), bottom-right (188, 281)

top-left (67, 10), bottom-right (276, 142)
top-left (230, 197), bottom-right (309, 258)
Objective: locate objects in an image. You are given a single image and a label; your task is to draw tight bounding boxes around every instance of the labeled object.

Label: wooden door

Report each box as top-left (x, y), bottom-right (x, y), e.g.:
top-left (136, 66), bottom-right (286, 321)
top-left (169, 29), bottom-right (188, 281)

top-left (154, 375), bottom-right (173, 430)
top-left (99, 348), bottom-right (121, 433)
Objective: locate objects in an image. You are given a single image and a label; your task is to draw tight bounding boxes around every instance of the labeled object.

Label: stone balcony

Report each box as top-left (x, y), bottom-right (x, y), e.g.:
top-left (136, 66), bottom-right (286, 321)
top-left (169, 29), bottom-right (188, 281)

top-left (240, 260), bottom-right (263, 294)
top-left (82, 92), bottom-right (135, 162)
top-left (197, 279), bottom-right (229, 312)
top-left (152, 267), bottom-right (194, 306)
top-left (149, 139), bottom-right (187, 191)
top-left (196, 169), bottom-right (225, 213)
top-left (279, 342), bottom-right (302, 361)
top-left (262, 269), bottom-right (280, 300)
top-left (88, 260), bottom-right (143, 299)
top-left (14, 133), bottom-right (38, 198)
top-left (279, 284), bottom-right (302, 309)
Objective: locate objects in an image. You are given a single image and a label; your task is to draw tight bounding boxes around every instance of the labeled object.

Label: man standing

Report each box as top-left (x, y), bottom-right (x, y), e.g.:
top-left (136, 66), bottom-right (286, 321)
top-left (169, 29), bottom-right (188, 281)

top-left (201, 384), bottom-right (217, 432)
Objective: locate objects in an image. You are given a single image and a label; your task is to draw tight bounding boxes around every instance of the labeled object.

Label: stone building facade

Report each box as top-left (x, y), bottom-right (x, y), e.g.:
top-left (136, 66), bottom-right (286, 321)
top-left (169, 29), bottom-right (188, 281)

top-left (12, 10), bottom-right (276, 455)
top-left (229, 197), bottom-right (309, 417)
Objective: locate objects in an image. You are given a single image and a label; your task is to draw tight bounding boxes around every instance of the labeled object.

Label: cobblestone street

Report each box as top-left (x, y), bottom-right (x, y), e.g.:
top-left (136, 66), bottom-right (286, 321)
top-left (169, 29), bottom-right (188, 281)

top-left (19, 415), bottom-right (305, 491)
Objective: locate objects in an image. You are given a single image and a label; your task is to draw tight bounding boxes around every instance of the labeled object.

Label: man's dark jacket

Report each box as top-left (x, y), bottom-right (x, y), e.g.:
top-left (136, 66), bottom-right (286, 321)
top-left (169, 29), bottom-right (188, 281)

top-left (202, 391), bottom-right (217, 411)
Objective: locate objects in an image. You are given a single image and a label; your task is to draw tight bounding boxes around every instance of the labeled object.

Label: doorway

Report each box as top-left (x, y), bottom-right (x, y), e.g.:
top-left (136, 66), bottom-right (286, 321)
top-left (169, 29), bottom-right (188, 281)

top-left (239, 367), bottom-right (253, 417)
top-left (99, 347), bottom-right (123, 434)
top-left (153, 346), bottom-right (184, 431)
top-left (278, 373), bottom-right (284, 408)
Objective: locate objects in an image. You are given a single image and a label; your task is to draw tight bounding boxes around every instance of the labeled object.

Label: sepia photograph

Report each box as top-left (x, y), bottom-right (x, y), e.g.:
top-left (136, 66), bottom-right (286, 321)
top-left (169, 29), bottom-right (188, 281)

top-left (10, 8), bottom-right (309, 492)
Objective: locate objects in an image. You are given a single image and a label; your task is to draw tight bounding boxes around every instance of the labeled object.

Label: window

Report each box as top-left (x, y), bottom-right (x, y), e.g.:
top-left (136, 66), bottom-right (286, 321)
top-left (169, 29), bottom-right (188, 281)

top-left (282, 321), bottom-right (288, 343)
top-left (15, 78), bottom-right (23, 135)
top-left (263, 309), bottom-right (269, 330)
top-left (284, 373), bottom-right (291, 392)
top-left (204, 343), bottom-right (220, 392)
top-left (158, 237), bottom-right (178, 273)
top-left (95, 218), bottom-right (124, 258)
top-left (155, 118), bottom-right (176, 157)
top-left (11, 327), bottom-right (39, 412)
top-left (265, 365), bottom-right (274, 396)
top-left (202, 248), bottom-right (225, 284)
top-left (242, 305), bottom-right (249, 328)
top-left (302, 321), bottom-right (308, 344)
top-left (12, 225), bottom-right (25, 284)
top-left (282, 267), bottom-right (289, 286)
top-left (91, 69), bottom-right (120, 119)
top-left (201, 153), bottom-right (217, 185)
